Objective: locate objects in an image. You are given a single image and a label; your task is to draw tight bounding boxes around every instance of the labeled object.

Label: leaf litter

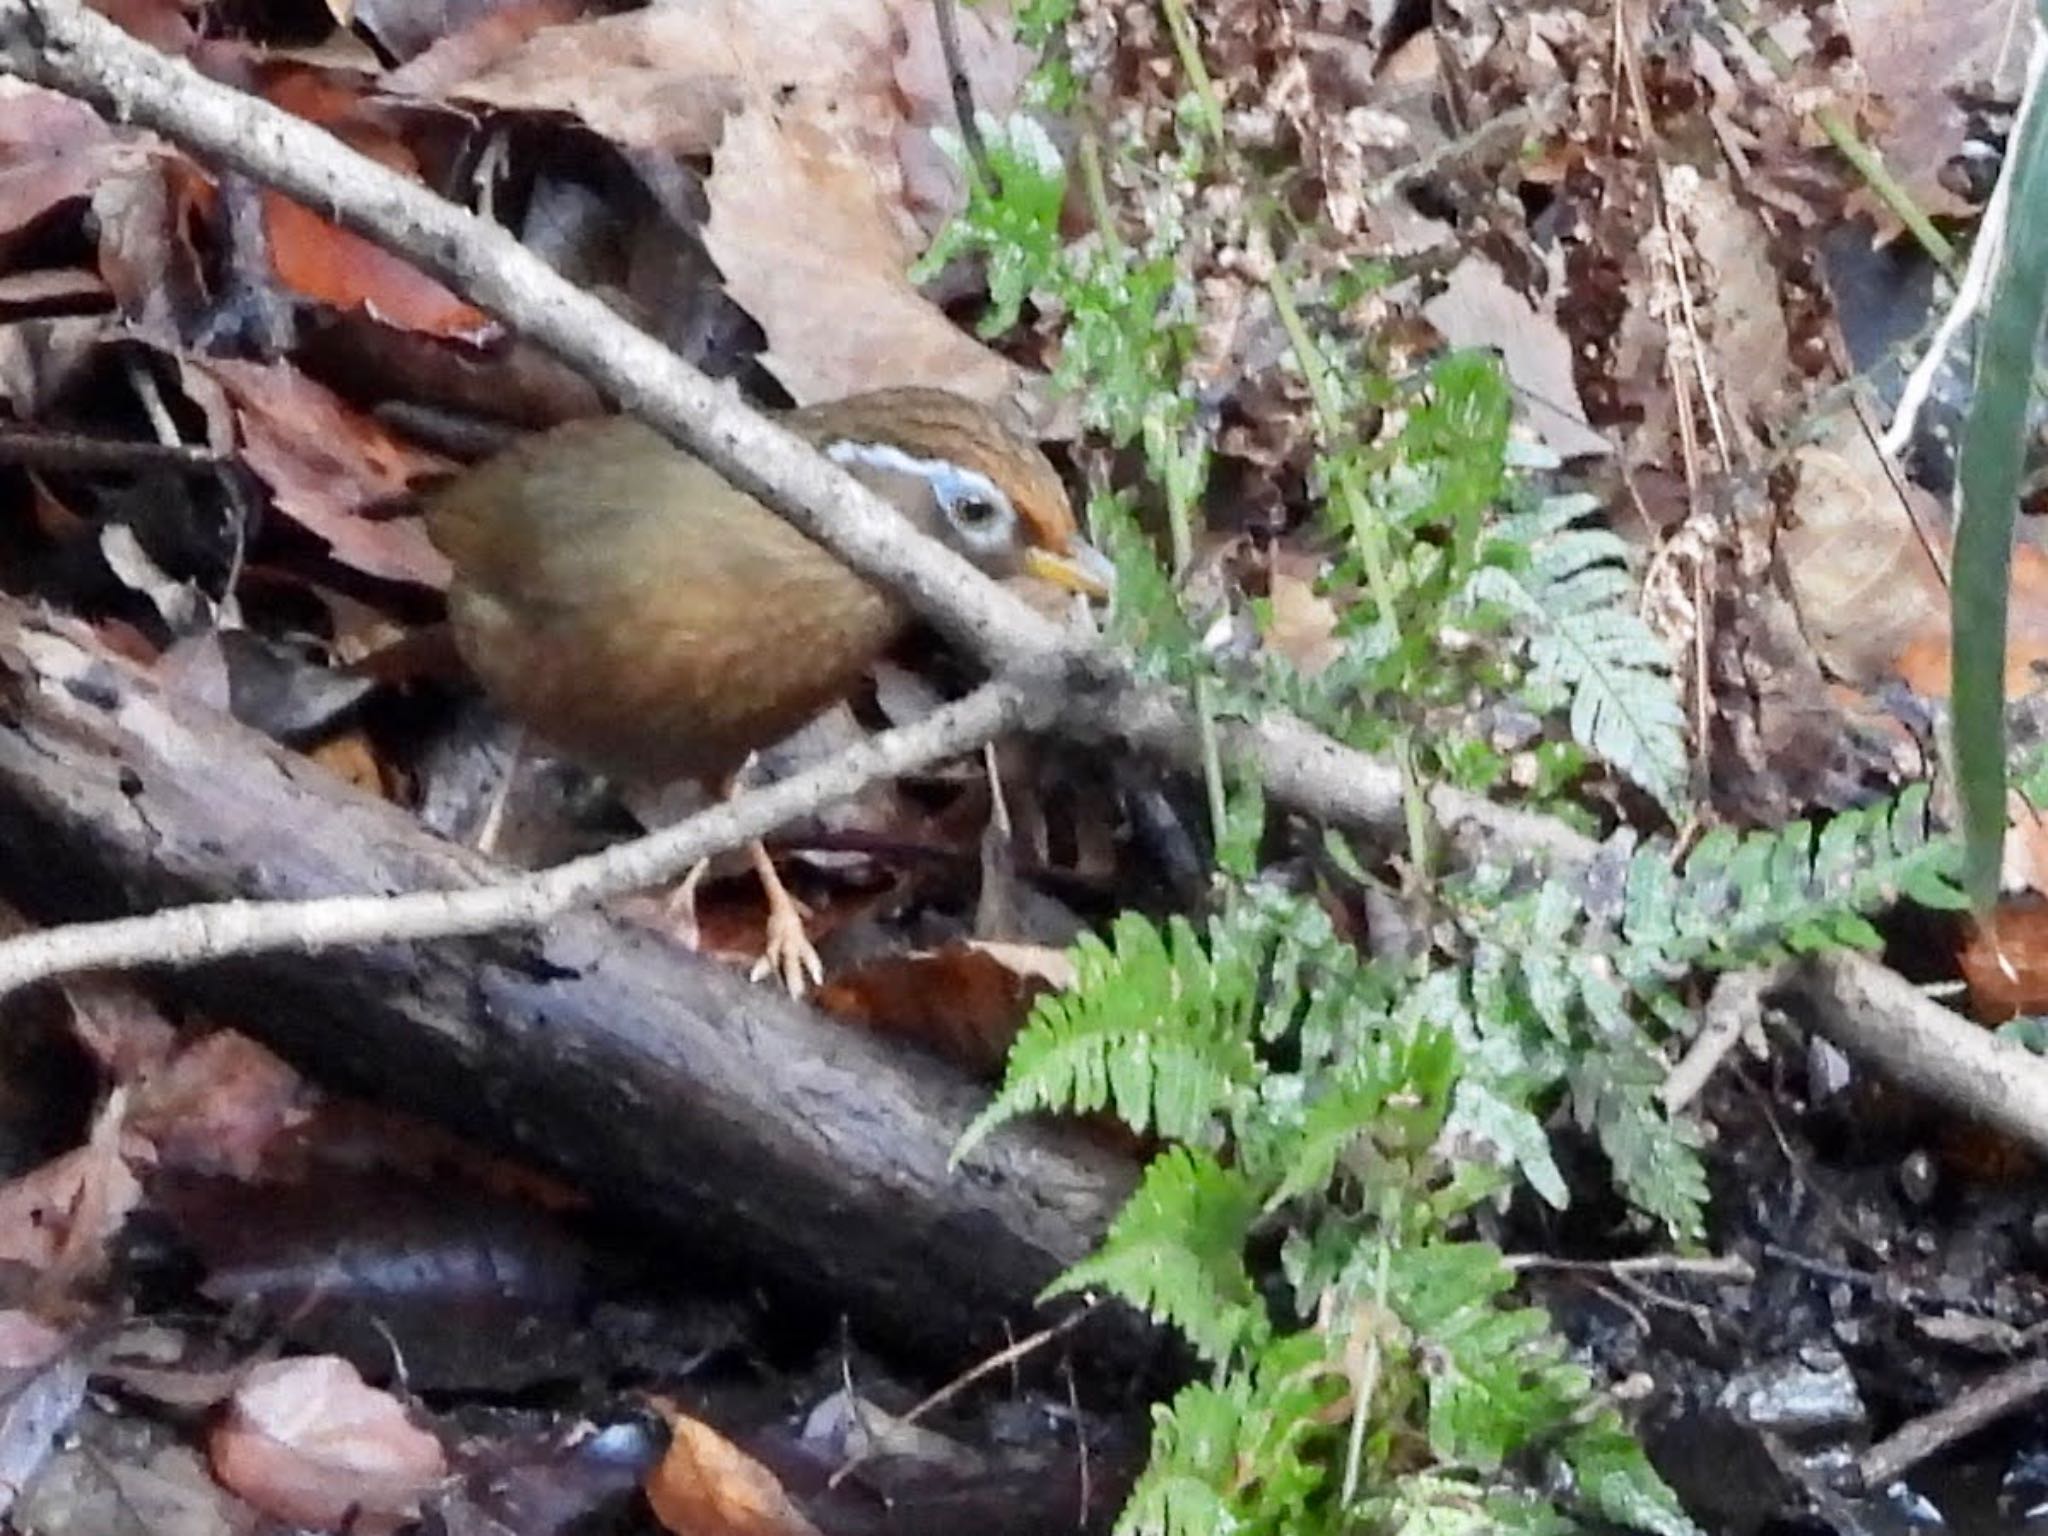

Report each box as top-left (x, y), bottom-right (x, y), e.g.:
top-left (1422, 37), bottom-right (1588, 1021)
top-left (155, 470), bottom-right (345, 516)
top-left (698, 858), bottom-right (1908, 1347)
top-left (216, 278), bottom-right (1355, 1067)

top-left (0, 0), bottom-right (2041, 1528)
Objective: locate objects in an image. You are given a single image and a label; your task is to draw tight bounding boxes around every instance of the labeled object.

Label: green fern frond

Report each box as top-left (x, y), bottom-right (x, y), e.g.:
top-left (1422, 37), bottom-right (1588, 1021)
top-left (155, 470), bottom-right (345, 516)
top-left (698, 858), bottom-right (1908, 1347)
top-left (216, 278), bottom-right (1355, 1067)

top-left (1562, 1418), bottom-right (1703, 1536)
top-left (1364, 1479), bottom-right (1576, 1536)
top-left (955, 912), bottom-right (1258, 1158)
top-left (1571, 1050), bottom-right (1709, 1241)
top-left (1386, 1242), bottom-right (1589, 1471)
top-left (1118, 1332), bottom-right (1339, 1536)
top-left (1624, 785), bottom-right (1965, 968)
top-left (1050, 1146), bottom-right (1266, 1363)
top-left (1470, 497), bottom-right (1688, 812)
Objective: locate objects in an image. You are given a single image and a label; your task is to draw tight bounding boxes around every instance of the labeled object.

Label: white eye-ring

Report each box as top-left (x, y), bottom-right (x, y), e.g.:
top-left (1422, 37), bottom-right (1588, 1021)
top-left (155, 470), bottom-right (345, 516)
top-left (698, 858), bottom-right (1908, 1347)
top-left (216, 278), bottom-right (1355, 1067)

top-left (931, 468), bottom-right (1015, 550)
top-left (826, 439), bottom-right (1017, 551)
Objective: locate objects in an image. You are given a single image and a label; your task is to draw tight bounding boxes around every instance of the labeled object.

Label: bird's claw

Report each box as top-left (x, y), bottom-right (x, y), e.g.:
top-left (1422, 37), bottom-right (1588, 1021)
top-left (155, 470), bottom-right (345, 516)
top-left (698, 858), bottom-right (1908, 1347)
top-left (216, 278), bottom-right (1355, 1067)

top-left (752, 893), bottom-right (825, 997)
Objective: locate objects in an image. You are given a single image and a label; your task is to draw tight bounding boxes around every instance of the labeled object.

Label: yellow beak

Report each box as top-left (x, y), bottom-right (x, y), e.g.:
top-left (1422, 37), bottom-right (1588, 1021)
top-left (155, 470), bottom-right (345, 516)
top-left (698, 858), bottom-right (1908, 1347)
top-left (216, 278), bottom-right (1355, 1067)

top-left (1024, 540), bottom-right (1116, 600)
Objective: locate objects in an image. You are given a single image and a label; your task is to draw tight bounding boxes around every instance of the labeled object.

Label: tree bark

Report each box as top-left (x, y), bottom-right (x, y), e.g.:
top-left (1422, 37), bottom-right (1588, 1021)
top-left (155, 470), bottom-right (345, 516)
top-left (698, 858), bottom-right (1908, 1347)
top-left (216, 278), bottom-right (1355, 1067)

top-left (0, 599), bottom-right (1140, 1367)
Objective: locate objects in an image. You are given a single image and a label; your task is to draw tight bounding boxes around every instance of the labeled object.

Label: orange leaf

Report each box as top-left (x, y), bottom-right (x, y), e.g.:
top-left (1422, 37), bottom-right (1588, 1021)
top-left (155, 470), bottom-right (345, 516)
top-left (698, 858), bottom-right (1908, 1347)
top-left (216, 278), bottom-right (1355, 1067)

top-left (645, 1410), bottom-right (823, 1536)
top-left (262, 191), bottom-right (490, 339)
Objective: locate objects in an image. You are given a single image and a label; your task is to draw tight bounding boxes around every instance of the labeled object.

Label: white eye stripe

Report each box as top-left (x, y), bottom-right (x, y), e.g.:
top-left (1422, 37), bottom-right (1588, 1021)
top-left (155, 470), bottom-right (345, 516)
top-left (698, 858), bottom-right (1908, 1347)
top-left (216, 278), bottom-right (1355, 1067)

top-left (824, 438), bottom-right (1014, 526)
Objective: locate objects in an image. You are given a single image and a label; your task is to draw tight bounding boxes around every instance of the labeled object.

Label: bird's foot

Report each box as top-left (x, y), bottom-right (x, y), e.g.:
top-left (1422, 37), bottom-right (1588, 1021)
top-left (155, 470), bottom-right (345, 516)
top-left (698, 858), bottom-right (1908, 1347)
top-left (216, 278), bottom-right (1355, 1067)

top-left (747, 840), bottom-right (824, 997)
top-left (663, 857), bottom-right (711, 951)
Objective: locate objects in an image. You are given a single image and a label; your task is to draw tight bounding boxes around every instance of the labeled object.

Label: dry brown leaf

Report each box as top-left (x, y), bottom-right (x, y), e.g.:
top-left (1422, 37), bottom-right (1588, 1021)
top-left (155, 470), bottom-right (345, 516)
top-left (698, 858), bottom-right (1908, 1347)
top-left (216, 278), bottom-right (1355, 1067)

top-left (263, 192), bottom-right (491, 340)
top-left (61, 975), bottom-right (179, 1081)
top-left (704, 103), bottom-right (1026, 406)
top-left (1263, 569), bottom-right (1342, 675)
top-left (1840, 0), bottom-right (2018, 222)
top-left (1679, 169), bottom-right (1791, 459)
top-left (1784, 414), bottom-right (2048, 700)
top-left (435, 0), bottom-right (909, 165)
top-left (377, 0), bottom-right (593, 97)
top-left (131, 1031), bottom-right (312, 1181)
top-left (1957, 902), bottom-right (2048, 1021)
top-left (813, 941), bottom-right (1051, 1076)
top-left (0, 1091), bottom-right (143, 1277)
top-left (210, 1357), bottom-right (446, 1536)
top-left (645, 1410), bottom-right (823, 1536)
top-left (966, 938), bottom-right (1077, 990)
top-left (440, 0), bottom-right (1032, 403)
top-left (1422, 256), bottom-right (1609, 460)
top-left (199, 358), bottom-right (453, 587)
top-left (1780, 415), bottom-right (1947, 686)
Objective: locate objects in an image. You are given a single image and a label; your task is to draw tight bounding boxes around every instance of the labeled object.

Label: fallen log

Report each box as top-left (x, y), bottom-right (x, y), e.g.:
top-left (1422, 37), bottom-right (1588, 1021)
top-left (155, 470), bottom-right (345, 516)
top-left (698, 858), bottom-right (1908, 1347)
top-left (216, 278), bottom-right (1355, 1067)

top-left (0, 598), bottom-right (1139, 1366)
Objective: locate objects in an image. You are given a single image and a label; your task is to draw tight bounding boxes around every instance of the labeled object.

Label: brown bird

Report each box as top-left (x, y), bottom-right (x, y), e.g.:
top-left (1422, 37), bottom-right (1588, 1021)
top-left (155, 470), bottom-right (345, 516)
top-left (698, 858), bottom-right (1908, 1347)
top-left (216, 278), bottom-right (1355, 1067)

top-left (424, 387), bottom-right (1111, 993)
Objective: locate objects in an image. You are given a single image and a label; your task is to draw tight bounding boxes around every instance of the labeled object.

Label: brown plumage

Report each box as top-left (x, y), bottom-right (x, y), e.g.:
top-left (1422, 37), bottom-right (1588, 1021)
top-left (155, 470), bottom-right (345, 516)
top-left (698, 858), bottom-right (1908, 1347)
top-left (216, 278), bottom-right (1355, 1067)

top-left (423, 387), bottom-right (1108, 992)
top-left (427, 390), bottom-right (1098, 788)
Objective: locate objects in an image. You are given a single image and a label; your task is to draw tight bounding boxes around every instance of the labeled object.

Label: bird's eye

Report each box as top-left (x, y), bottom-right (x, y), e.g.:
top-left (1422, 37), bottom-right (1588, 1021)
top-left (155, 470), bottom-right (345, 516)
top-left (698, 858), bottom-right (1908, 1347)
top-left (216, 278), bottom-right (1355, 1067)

top-left (942, 484), bottom-right (1014, 549)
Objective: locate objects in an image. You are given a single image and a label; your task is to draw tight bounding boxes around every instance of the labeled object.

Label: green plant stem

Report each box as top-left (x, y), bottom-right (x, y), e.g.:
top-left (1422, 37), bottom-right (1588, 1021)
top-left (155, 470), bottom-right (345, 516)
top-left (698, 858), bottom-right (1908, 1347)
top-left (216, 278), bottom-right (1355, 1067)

top-left (1078, 131), bottom-right (1122, 257)
top-left (1269, 278), bottom-right (1431, 881)
top-left (1720, 0), bottom-right (1956, 273)
top-left (1159, 422), bottom-right (1229, 847)
top-left (1158, 0), bottom-right (1226, 148)
top-left (1267, 282), bottom-right (1400, 638)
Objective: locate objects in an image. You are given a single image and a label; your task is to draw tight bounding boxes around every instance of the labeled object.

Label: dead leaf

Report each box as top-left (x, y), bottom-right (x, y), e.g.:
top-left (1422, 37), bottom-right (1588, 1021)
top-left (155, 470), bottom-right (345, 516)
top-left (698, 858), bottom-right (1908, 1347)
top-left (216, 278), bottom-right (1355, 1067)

top-left (1783, 414), bottom-right (2048, 699)
top-left (645, 1409), bottom-right (823, 1536)
top-left (1679, 169), bottom-right (1792, 458)
top-left (799, 1387), bottom-right (984, 1475)
top-left (263, 192), bottom-right (492, 339)
top-left (1780, 413), bottom-right (1947, 686)
top-left (704, 104), bottom-right (1025, 406)
top-left (209, 1356), bottom-right (446, 1536)
top-left (131, 1031), bottom-right (311, 1181)
top-left (61, 975), bottom-right (179, 1081)
top-left (440, 0), bottom-right (1033, 402)
top-left (1422, 256), bottom-right (1610, 459)
top-left (198, 358), bottom-right (453, 587)
top-left (814, 941), bottom-right (1055, 1076)
top-left (1958, 902), bottom-right (2048, 1022)
top-left (1263, 569), bottom-right (1342, 674)
top-left (0, 1090), bottom-right (143, 1279)
top-left (1840, 0), bottom-right (2018, 222)
top-left (377, 0), bottom-right (593, 97)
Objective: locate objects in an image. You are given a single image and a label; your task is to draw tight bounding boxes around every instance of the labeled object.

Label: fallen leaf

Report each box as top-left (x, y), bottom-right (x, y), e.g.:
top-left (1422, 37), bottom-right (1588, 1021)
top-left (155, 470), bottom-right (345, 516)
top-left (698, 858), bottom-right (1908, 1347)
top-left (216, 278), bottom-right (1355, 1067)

top-left (814, 941), bottom-right (1055, 1076)
top-left (1958, 903), bottom-right (2048, 1023)
top-left (1422, 256), bottom-right (1609, 459)
top-left (0, 1091), bottom-right (141, 1278)
top-left (704, 104), bottom-right (1025, 405)
top-left (439, 0), bottom-right (1033, 402)
top-left (210, 1356), bottom-right (446, 1536)
top-left (1840, 0), bottom-right (2018, 222)
top-left (1780, 413), bottom-right (1947, 686)
top-left (645, 1409), bottom-right (823, 1536)
top-left (1263, 569), bottom-right (1342, 675)
top-left (131, 1031), bottom-right (311, 1180)
top-left (199, 357), bottom-right (453, 587)
top-left (377, 0), bottom-right (593, 97)
top-left (799, 1387), bottom-right (983, 1475)
top-left (263, 191), bottom-right (492, 339)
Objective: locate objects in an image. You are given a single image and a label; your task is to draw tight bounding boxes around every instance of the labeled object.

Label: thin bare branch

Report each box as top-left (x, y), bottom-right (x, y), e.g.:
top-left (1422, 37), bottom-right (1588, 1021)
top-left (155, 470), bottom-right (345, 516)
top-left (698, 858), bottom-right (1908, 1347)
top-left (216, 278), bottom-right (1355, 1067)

top-left (0, 674), bottom-right (1042, 995)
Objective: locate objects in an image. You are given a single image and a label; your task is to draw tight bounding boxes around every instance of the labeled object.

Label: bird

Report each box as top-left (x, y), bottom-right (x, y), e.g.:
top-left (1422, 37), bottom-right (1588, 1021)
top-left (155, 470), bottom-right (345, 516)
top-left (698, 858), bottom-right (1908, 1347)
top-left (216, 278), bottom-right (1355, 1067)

top-left (422, 387), bottom-right (1112, 995)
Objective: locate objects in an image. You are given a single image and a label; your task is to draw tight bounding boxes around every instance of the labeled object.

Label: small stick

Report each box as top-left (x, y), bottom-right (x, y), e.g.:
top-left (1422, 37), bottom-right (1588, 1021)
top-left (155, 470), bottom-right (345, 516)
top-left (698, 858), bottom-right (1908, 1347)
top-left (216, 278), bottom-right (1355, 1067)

top-left (0, 429), bottom-right (220, 475)
top-left (0, 676), bottom-right (1045, 995)
top-left (826, 1299), bottom-right (1101, 1491)
top-left (1859, 1353), bottom-right (2048, 1489)
top-left (930, 0), bottom-right (996, 194)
